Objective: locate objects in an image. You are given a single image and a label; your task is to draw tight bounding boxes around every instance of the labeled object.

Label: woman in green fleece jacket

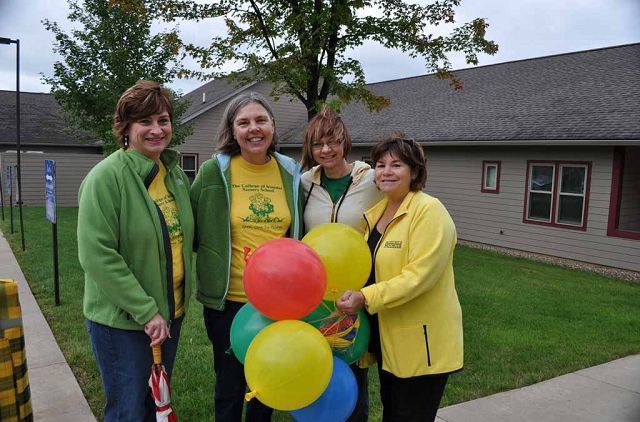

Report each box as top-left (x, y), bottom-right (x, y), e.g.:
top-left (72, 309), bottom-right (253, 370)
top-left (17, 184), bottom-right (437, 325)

top-left (77, 81), bottom-right (194, 422)
top-left (190, 91), bottom-right (303, 421)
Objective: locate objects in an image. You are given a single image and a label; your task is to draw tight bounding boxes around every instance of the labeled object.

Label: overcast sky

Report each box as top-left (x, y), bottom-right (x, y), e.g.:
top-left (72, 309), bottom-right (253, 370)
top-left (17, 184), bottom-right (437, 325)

top-left (1, 0), bottom-right (639, 95)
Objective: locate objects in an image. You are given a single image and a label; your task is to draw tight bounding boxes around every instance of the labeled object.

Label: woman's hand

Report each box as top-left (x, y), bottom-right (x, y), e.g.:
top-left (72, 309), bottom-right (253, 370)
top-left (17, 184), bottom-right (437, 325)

top-left (144, 314), bottom-right (170, 347)
top-left (336, 290), bottom-right (366, 315)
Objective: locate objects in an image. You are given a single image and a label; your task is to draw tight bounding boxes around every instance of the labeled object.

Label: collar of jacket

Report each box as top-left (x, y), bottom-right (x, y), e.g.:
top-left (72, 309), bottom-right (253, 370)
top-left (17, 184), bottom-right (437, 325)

top-left (364, 190), bottom-right (418, 224)
top-left (214, 151), bottom-right (299, 176)
top-left (308, 160), bottom-right (371, 185)
top-left (120, 148), bottom-right (180, 187)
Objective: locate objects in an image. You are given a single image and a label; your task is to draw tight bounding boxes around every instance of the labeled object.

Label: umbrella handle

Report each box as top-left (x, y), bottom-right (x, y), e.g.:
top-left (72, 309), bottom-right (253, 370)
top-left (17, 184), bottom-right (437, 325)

top-left (152, 345), bottom-right (162, 365)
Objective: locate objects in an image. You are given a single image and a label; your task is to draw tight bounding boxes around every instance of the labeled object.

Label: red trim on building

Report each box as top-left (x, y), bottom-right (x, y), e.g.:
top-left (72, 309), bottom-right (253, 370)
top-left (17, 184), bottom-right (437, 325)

top-left (522, 160), bottom-right (591, 231)
top-left (481, 160), bottom-right (501, 193)
top-left (607, 147), bottom-right (640, 240)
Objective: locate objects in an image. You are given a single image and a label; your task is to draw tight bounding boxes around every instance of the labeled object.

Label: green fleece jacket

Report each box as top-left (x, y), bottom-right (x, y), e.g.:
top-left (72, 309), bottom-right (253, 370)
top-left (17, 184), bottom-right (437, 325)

top-left (190, 152), bottom-right (304, 310)
top-left (78, 149), bottom-right (194, 330)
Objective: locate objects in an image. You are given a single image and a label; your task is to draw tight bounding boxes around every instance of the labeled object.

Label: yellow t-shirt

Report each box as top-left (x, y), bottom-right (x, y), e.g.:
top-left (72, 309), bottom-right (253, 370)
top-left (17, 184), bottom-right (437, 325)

top-left (148, 161), bottom-right (185, 318)
top-left (227, 155), bottom-right (291, 302)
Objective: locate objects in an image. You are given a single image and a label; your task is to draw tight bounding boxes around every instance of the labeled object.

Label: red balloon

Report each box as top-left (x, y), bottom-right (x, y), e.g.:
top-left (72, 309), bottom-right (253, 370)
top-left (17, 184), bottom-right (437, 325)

top-left (244, 238), bottom-right (327, 320)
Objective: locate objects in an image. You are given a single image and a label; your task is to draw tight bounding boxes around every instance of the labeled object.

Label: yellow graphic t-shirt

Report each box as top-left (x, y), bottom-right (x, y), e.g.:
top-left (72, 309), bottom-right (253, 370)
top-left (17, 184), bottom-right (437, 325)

top-left (148, 162), bottom-right (185, 318)
top-left (227, 155), bottom-right (291, 302)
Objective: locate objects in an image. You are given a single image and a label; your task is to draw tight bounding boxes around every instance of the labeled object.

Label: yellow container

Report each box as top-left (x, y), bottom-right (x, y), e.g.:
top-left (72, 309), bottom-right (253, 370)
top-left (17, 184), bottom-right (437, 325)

top-left (0, 279), bottom-right (32, 421)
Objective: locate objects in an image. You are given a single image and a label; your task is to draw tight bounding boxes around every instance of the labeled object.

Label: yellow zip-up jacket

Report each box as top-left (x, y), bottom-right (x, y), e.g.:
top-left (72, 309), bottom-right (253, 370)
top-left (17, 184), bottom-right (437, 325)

top-left (362, 191), bottom-right (463, 378)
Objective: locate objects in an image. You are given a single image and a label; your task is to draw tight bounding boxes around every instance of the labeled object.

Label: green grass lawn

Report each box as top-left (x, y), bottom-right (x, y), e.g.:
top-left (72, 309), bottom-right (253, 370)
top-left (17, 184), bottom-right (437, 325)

top-left (2, 206), bottom-right (639, 421)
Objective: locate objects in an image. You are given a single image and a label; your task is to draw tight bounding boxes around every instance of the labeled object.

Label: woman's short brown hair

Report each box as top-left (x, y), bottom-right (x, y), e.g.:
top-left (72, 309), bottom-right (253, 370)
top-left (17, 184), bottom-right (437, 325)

top-left (216, 92), bottom-right (278, 156)
top-left (301, 106), bottom-right (352, 170)
top-left (371, 133), bottom-right (427, 191)
top-left (113, 80), bottom-right (174, 148)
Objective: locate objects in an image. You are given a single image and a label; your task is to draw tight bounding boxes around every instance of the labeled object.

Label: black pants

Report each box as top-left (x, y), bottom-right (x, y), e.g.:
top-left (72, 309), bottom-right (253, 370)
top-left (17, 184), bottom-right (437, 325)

top-left (346, 365), bottom-right (370, 421)
top-left (378, 364), bottom-right (448, 422)
top-left (203, 301), bottom-right (273, 422)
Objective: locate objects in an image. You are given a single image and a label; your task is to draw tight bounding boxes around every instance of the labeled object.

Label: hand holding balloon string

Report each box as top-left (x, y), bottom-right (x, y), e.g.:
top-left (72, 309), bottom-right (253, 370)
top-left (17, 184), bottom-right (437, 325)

top-left (336, 290), bottom-right (365, 315)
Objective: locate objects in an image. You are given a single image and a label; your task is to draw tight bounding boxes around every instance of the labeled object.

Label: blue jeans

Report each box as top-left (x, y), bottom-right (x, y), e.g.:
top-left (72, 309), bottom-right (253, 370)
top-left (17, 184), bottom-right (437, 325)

top-left (203, 301), bottom-right (273, 422)
top-left (86, 317), bottom-right (183, 422)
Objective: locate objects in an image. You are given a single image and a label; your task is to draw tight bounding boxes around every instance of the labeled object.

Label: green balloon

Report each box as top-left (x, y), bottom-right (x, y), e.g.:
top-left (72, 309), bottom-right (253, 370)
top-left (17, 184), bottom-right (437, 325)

top-left (230, 302), bottom-right (274, 363)
top-left (302, 300), bottom-right (335, 327)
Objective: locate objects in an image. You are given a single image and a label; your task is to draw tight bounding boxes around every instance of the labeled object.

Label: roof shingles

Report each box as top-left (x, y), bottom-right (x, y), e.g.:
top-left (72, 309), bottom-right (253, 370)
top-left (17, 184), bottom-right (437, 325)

top-left (281, 44), bottom-right (640, 145)
top-left (0, 91), bottom-right (100, 147)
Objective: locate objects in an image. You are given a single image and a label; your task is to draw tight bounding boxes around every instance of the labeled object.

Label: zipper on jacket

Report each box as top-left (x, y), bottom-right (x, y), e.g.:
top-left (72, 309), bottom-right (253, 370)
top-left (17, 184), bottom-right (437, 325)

top-left (302, 183), bottom-right (315, 212)
top-left (154, 202), bottom-right (175, 324)
top-left (331, 177), bottom-right (354, 222)
top-left (305, 176), bottom-right (355, 223)
top-left (165, 171), bottom-right (188, 313)
top-left (218, 156), bottom-right (232, 308)
top-left (423, 324), bottom-right (432, 367)
top-left (146, 162), bottom-right (176, 323)
top-left (144, 163), bottom-right (159, 189)
top-left (365, 212), bottom-right (404, 259)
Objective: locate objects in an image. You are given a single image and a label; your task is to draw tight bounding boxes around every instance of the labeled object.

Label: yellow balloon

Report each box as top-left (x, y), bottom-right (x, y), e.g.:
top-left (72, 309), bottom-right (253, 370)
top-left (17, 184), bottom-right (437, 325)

top-left (302, 223), bottom-right (372, 301)
top-left (244, 320), bottom-right (333, 411)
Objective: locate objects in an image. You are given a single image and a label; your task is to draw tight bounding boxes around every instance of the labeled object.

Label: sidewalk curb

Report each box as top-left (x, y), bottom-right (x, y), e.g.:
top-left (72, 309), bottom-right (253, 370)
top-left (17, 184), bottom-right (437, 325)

top-left (0, 229), bottom-right (96, 422)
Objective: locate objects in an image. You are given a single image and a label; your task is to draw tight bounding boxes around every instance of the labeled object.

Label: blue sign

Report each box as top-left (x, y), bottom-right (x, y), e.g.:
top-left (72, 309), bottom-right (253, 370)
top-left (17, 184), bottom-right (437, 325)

top-left (45, 160), bottom-right (57, 223)
top-left (4, 166), bottom-right (12, 197)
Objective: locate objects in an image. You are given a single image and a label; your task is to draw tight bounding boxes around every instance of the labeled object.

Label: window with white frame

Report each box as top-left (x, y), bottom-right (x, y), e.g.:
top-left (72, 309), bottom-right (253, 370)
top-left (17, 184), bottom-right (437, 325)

top-left (180, 153), bottom-right (198, 184)
top-left (524, 161), bottom-right (590, 229)
top-left (527, 164), bottom-right (555, 222)
top-left (482, 161), bottom-right (500, 193)
top-left (556, 165), bottom-right (587, 225)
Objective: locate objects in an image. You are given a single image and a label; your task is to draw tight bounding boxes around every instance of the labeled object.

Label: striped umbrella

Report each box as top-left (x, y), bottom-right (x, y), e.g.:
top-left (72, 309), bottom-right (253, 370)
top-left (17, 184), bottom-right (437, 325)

top-left (149, 346), bottom-right (178, 422)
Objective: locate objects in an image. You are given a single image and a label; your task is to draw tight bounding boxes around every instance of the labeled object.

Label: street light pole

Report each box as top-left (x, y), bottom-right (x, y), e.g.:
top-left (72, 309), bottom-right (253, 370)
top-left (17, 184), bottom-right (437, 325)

top-left (0, 36), bottom-right (25, 251)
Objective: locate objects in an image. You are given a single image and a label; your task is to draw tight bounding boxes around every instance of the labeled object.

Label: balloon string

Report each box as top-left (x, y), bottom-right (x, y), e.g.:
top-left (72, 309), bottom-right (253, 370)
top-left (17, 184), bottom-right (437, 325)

top-left (319, 312), bottom-right (360, 349)
top-left (304, 302), bottom-right (337, 325)
top-left (245, 391), bottom-right (257, 402)
top-left (243, 247), bottom-right (253, 263)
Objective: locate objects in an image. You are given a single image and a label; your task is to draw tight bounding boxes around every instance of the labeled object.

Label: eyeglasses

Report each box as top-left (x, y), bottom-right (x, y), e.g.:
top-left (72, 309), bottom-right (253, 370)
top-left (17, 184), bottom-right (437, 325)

top-left (311, 139), bottom-right (343, 150)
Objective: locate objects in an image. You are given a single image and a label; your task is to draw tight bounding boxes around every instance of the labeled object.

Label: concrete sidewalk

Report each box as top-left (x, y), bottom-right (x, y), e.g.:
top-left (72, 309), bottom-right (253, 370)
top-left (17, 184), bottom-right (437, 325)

top-left (437, 355), bottom-right (640, 421)
top-left (0, 229), bottom-right (95, 421)
top-left (1, 227), bottom-right (639, 422)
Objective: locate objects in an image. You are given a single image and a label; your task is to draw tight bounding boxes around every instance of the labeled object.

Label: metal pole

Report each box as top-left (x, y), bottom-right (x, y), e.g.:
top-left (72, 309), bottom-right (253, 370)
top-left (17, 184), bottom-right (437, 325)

top-left (53, 222), bottom-right (60, 306)
top-left (8, 168), bottom-right (14, 234)
top-left (16, 39), bottom-right (25, 251)
top-left (0, 170), bottom-right (4, 221)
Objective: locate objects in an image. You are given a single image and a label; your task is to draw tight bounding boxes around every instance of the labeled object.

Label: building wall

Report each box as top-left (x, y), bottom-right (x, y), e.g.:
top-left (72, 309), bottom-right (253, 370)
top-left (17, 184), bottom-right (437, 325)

top-left (0, 151), bottom-right (103, 206)
top-left (260, 143), bottom-right (640, 271)
top-left (176, 82), bottom-right (308, 168)
top-left (423, 145), bottom-right (640, 272)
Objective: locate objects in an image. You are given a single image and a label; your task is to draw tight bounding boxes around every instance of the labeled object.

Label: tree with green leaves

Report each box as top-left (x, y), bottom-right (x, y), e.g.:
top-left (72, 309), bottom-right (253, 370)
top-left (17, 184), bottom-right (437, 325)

top-left (132, 0), bottom-right (497, 119)
top-left (43, 0), bottom-right (192, 154)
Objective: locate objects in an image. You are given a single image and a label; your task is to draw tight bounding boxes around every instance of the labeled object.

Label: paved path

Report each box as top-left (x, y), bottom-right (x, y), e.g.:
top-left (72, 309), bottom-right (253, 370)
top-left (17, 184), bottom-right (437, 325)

top-left (437, 354), bottom-right (640, 422)
top-left (0, 229), bottom-right (96, 421)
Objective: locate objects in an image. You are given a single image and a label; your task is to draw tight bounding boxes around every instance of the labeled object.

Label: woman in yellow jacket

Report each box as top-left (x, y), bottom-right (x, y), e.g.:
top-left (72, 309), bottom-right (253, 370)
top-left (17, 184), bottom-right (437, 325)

top-left (337, 135), bottom-right (463, 422)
